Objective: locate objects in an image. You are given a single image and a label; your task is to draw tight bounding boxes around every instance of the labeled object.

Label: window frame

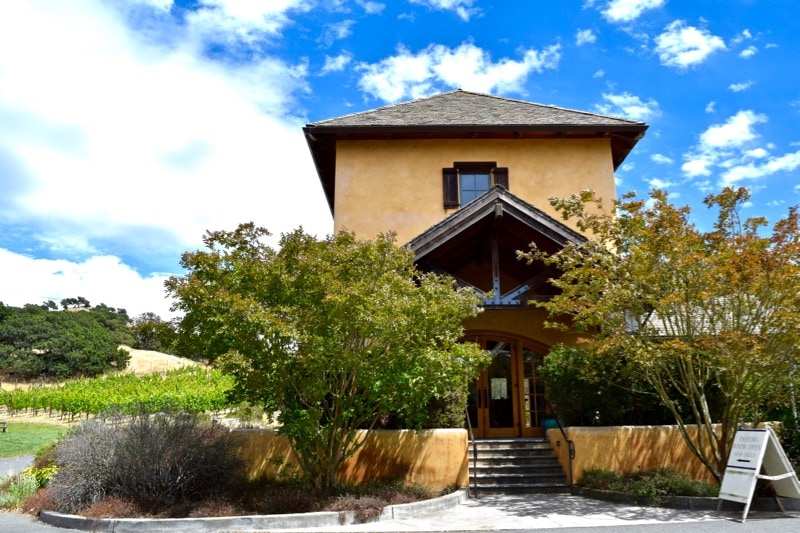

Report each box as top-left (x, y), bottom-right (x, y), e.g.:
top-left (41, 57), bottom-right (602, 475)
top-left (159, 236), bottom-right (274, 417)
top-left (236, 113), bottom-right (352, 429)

top-left (443, 162), bottom-right (508, 209)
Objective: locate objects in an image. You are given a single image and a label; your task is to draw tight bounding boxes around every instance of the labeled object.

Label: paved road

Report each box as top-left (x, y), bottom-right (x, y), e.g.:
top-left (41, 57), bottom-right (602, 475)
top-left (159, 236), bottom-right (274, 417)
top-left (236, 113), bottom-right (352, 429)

top-left (0, 454), bottom-right (34, 477)
top-left (3, 453), bottom-right (800, 532)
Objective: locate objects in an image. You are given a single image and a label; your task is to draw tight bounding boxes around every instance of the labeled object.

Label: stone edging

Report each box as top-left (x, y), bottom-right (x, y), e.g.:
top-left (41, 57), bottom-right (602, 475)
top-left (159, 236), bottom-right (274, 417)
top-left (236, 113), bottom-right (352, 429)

top-left (39, 488), bottom-right (469, 532)
top-left (574, 486), bottom-right (800, 512)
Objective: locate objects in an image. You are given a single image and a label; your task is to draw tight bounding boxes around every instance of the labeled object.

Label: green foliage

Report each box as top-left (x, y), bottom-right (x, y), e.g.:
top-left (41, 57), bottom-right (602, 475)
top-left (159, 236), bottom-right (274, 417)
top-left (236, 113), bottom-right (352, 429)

top-left (0, 367), bottom-right (233, 418)
top-left (229, 401), bottom-right (266, 427)
top-left (60, 297), bottom-right (90, 310)
top-left (522, 187), bottom-right (800, 482)
top-left (381, 384), bottom-right (469, 429)
top-left (130, 312), bottom-right (177, 353)
top-left (420, 384), bottom-right (469, 429)
top-left (0, 471), bottom-right (39, 508)
top-left (88, 304), bottom-right (134, 347)
top-left (776, 414), bottom-right (800, 466)
top-left (166, 224), bottom-right (488, 490)
top-left (541, 344), bottom-right (673, 426)
top-left (23, 465), bottom-right (58, 489)
top-left (0, 303), bottom-right (130, 379)
top-left (579, 468), bottom-right (718, 505)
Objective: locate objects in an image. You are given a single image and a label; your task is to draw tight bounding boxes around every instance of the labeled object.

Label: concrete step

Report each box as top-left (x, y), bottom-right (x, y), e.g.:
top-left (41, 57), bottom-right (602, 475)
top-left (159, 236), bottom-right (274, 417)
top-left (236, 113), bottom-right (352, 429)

top-left (471, 482), bottom-right (571, 495)
top-left (468, 438), bottom-right (569, 494)
top-left (472, 464), bottom-right (564, 476)
top-left (471, 457), bottom-right (562, 468)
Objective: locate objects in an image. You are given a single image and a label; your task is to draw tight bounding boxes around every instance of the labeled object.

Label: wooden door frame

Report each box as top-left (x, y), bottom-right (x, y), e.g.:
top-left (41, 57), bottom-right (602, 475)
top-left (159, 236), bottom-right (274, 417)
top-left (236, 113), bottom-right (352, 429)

top-left (467, 332), bottom-right (550, 438)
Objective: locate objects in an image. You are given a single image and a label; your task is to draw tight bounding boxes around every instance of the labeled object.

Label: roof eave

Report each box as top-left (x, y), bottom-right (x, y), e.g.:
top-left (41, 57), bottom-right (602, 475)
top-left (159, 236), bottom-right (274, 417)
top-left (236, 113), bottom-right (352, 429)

top-left (304, 122), bottom-right (647, 212)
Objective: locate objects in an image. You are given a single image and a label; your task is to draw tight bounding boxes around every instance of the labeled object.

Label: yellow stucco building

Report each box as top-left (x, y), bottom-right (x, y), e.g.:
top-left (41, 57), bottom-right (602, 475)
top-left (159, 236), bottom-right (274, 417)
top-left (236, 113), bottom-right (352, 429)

top-left (304, 90), bottom-right (647, 440)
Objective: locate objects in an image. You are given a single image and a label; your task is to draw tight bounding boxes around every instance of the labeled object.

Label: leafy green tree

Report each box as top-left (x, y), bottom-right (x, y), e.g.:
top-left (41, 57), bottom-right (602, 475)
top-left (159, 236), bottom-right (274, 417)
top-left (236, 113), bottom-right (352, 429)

top-left (60, 297), bottom-right (90, 309)
top-left (130, 312), bottom-right (177, 353)
top-left (520, 187), bottom-right (800, 483)
top-left (0, 303), bottom-right (130, 379)
top-left (541, 344), bottom-right (674, 426)
top-left (166, 224), bottom-right (488, 490)
top-left (89, 304), bottom-right (134, 346)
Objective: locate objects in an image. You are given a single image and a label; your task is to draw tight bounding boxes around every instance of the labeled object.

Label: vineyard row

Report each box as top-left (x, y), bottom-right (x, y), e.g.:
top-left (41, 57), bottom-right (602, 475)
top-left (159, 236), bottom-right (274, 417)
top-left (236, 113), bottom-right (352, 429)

top-left (0, 367), bottom-right (235, 419)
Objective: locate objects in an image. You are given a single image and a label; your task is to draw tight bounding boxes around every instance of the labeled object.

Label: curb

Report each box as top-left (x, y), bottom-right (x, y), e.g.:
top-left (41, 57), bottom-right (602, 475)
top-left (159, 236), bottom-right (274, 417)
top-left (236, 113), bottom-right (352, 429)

top-left (39, 488), bottom-right (469, 532)
top-left (574, 487), bottom-right (800, 512)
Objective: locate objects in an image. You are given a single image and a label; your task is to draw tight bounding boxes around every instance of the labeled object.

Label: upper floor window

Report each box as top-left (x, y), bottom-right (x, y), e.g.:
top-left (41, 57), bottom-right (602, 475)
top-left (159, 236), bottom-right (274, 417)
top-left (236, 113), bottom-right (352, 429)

top-left (443, 162), bottom-right (509, 208)
top-left (460, 171), bottom-right (491, 204)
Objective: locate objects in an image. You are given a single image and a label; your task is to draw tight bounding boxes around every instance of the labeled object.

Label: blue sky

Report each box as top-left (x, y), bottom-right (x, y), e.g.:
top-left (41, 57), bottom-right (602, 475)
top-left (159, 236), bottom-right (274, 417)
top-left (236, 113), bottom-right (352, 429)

top-left (1, 0), bottom-right (799, 318)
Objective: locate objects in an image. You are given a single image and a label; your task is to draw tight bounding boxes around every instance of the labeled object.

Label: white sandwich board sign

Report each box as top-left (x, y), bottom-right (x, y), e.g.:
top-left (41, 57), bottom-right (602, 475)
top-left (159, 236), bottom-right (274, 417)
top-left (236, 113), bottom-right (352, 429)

top-left (718, 426), bottom-right (800, 522)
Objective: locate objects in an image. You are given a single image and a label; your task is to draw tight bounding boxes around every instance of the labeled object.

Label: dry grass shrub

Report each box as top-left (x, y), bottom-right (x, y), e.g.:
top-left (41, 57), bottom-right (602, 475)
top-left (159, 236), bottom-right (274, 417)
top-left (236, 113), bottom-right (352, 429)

top-left (80, 497), bottom-right (143, 519)
top-left (48, 418), bottom-right (118, 513)
top-left (187, 499), bottom-right (242, 518)
top-left (36, 478), bottom-right (439, 519)
top-left (48, 411), bottom-right (246, 515)
top-left (323, 495), bottom-right (383, 523)
top-left (20, 487), bottom-right (58, 516)
top-left (41, 417), bottom-right (439, 520)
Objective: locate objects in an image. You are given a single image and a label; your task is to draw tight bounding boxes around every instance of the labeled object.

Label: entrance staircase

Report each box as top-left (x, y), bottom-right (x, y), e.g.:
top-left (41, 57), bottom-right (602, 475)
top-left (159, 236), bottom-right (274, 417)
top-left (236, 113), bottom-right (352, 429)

top-left (468, 438), bottom-right (570, 494)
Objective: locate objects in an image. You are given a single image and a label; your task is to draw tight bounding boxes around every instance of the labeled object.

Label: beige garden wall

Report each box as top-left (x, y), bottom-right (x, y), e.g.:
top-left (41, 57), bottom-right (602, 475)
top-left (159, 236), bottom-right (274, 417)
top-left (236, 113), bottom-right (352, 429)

top-left (547, 425), bottom-right (717, 484)
top-left (234, 428), bottom-right (468, 492)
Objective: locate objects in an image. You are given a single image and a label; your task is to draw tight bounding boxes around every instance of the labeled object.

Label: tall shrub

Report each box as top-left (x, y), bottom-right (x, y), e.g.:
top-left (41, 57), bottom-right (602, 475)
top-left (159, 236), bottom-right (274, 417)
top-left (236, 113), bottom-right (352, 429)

top-left (49, 411), bottom-right (244, 514)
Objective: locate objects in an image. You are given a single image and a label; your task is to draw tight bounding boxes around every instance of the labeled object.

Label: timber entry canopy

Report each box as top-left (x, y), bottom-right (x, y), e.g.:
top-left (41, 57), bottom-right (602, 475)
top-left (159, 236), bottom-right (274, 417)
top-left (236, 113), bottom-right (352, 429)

top-left (408, 185), bottom-right (586, 307)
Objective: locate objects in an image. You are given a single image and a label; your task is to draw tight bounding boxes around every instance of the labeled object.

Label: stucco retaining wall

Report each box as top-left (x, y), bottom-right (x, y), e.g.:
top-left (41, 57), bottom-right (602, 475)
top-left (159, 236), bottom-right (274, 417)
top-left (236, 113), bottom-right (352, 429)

top-left (234, 428), bottom-right (468, 491)
top-left (547, 425), bottom-right (717, 484)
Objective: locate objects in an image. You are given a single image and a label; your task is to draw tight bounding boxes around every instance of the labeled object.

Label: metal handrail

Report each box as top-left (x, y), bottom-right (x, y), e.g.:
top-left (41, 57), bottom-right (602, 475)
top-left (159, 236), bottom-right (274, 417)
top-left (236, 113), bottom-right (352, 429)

top-left (544, 400), bottom-right (575, 492)
top-left (464, 407), bottom-right (477, 497)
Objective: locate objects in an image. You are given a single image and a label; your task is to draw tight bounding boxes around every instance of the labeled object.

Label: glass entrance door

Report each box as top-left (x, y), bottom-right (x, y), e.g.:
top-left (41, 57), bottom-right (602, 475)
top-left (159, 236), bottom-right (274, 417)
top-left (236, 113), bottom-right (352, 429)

top-left (467, 336), bottom-right (549, 438)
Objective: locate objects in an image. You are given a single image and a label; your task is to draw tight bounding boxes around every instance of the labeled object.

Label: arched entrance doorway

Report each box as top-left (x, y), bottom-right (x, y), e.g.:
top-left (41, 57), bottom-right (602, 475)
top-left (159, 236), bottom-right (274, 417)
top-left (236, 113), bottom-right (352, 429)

top-left (466, 334), bottom-right (549, 438)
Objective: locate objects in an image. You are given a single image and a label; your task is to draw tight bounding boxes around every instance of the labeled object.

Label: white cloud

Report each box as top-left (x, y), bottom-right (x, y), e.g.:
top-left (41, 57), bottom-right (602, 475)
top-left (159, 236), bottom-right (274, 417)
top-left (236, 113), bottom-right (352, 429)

top-left (184, 0), bottom-right (311, 46)
top-left (739, 46), bottom-right (757, 58)
top-left (321, 19), bottom-right (355, 45)
top-left (357, 42), bottom-right (561, 102)
top-left (651, 154), bottom-right (673, 165)
top-left (322, 52), bottom-right (353, 73)
top-left (728, 80), bottom-right (754, 92)
top-left (593, 70), bottom-right (605, 78)
top-left (720, 151), bottom-right (800, 186)
top-left (0, 1), bottom-right (332, 314)
top-left (576, 29), bottom-right (597, 46)
top-left (648, 177), bottom-right (674, 188)
top-left (602, 0), bottom-right (665, 23)
top-left (705, 101), bottom-right (716, 113)
top-left (745, 148), bottom-right (769, 159)
top-left (654, 20), bottom-right (726, 69)
top-left (0, 250), bottom-right (175, 319)
top-left (700, 110), bottom-right (766, 149)
top-left (682, 111), bottom-right (800, 187)
top-left (595, 92), bottom-right (661, 121)
top-left (409, 0), bottom-right (480, 21)
top-left (356, 0), bottom-right (386, 14)
top-left (731, 28), bottom-right (753, 45)
top-left (683, 158), bottom-right (713, 177)
top-left (133, 0), bottom-right (174, 11)
top-left (683, 109), bottom-right (767, 177)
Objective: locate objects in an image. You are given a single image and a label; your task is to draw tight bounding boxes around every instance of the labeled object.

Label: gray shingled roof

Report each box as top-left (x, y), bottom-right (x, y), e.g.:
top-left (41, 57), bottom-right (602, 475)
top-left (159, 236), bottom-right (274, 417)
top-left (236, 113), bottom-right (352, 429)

top-left (305, 90), bottom-right (648, 214)
top-left (308, 90), bottom-right (644, 129)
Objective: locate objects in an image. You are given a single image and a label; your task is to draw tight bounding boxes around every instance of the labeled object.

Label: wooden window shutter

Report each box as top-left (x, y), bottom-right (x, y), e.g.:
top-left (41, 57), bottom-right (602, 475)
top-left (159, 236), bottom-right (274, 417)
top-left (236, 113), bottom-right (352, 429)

top-left (493, 167), bottom-right (509, 189)
top-left (443, 167), bottom-right (459, 208)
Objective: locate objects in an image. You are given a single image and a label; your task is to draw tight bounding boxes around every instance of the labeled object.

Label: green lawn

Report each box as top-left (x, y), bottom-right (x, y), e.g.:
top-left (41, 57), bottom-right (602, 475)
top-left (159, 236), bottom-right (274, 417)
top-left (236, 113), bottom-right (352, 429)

top-left (0, 423), bottom-right (64, 458)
